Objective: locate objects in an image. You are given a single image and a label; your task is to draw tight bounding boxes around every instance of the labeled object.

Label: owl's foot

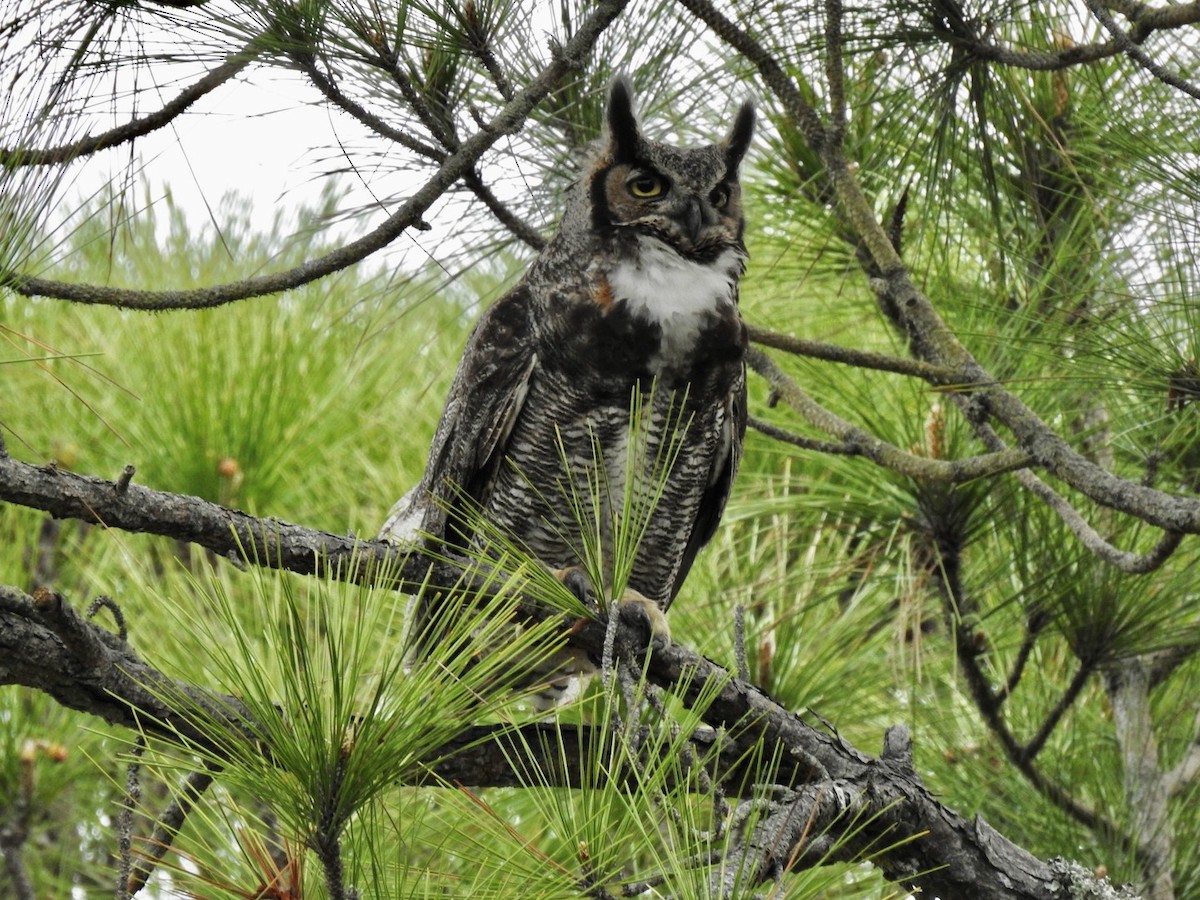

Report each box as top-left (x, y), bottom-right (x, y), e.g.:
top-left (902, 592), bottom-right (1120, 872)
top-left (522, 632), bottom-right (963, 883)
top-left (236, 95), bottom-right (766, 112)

top-left (550, 569), bottom-right (669, 644)
top-left (549, 566), bottom-right (592, 609)
top-left (552, 566), bottom-right (598, 610)
top-left (617, 588), bottom-right (671, 645)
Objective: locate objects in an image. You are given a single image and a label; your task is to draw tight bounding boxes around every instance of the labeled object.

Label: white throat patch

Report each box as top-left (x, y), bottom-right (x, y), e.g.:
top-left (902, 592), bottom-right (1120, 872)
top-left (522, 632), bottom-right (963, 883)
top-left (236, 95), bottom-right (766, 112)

top-left (608, 237), bottom-right (742, 371)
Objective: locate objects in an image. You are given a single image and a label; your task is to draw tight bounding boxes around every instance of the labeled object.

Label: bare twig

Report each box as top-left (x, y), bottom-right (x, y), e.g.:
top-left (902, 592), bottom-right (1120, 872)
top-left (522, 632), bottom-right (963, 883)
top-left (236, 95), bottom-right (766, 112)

top-left (996, 611), bottom-right (1049, 705)
top-left (114, 464), bottom-right (136, 496)
top-left (126, 767), bottom-right (218, 895)
top-left (387, 61), bottom-right (460, 150)
top-left (115, 737), bottom-right (145, 900)
top-left (747, 416), bottom-right (861, 455)
top-left (1107, 0), bottom-right (1200, 33)
top-left (0, 453), bottom-right (421, 585)
top-left (964, 37), bottom-right (1127, 70)
top-left (746, 323), bottom-right (961, 383)
top-left (86, 594), bottom-right (127, 641)
top-left (1019, 662), bottom-right (1095, 763)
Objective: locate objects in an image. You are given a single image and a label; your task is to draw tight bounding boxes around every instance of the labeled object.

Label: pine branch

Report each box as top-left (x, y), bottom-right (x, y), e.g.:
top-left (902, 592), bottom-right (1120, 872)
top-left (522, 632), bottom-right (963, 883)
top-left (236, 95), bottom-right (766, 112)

top-left (1086, 0), bottom-right (1200, 100)
top-left (967, 419), bottom-right (1186, 573)
top-left (923, 0), bottom-right (1200, 71)
top-left (696, 0), bottom-right (1200, 542)
top-left (0, 0), bottom-right (631, 310)
top-left (681, 4), bottom-right (1200, 538)
top-left (748, 347), bottom-right (1033, 482)
top-left (0, 40), bottom-right (261, 168)
top-left (294, 52), bottom-right (445, 161)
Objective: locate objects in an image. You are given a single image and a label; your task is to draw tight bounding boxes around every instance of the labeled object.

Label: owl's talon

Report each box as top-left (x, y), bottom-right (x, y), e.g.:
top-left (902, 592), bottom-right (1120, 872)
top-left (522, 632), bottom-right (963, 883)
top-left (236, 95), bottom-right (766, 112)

top-left (553, 566), bottom-right (597, 608)
top-left (617, 588), bottom-right (670, 645)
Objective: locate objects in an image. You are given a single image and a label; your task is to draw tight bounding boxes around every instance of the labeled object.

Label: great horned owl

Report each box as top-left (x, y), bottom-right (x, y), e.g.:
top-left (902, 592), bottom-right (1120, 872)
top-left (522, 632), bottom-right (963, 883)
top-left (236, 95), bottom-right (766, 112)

top-left (381, 76), bottom-right (754, 705)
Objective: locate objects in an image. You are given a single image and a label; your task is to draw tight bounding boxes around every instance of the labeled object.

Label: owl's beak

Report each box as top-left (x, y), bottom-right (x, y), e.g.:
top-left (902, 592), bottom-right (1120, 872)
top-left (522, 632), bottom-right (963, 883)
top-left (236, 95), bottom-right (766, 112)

top-left (681, 194), bottom-right (705, 243)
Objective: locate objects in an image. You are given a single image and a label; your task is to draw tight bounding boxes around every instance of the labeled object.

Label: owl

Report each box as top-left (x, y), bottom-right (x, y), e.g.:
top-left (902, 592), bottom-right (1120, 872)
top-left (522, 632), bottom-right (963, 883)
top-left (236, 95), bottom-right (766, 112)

top-left (381, 76), bottom-right (754, 706)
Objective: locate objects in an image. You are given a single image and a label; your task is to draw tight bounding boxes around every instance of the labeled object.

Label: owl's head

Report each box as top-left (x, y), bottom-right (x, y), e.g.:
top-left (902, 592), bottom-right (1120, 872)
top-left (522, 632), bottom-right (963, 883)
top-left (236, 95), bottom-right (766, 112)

top-left (586, 76), bottom-right (755, 263)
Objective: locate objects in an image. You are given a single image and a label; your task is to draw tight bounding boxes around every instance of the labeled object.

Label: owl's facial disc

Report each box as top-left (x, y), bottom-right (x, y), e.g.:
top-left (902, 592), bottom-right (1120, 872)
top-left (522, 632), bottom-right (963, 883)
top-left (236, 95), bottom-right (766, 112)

top-left (599, 163), bottom-right (742, 260)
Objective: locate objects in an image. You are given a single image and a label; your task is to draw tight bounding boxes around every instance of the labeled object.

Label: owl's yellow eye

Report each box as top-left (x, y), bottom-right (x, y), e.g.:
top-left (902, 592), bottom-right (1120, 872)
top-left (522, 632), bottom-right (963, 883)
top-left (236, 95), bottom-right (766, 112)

top-left (710, 185), bottom-right (731, 209)
top-left (627, 172), bottom-right (666, 199)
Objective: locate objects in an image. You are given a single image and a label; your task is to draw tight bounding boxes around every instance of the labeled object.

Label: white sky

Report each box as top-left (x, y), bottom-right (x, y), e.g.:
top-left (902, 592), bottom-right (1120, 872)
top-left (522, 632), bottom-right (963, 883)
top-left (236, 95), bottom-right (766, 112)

top-left (82, 65), bottom-right (388, 246)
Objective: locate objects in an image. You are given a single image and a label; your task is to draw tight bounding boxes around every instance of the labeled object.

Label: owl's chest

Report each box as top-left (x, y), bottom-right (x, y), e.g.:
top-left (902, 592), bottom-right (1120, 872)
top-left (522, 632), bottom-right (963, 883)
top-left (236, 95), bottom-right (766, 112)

top-left (607, 242), bottom-right (742, 375)
top-left (547, 242), bottom-right (745, 383)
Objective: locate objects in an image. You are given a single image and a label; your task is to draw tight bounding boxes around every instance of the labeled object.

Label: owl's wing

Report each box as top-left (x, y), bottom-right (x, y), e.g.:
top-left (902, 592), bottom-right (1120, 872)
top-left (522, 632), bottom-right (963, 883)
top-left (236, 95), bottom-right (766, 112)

top-left (378, 286), bottom-right (537, 545)
top-left (668, 367), bottom-right (747, 605)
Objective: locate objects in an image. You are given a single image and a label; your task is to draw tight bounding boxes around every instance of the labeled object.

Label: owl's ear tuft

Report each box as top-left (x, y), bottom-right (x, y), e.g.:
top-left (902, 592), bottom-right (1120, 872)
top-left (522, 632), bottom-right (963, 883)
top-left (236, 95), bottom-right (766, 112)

top-left (605, 75), bottom-right (642, 162)
top-left (724, 101), bottom-right (756, 174)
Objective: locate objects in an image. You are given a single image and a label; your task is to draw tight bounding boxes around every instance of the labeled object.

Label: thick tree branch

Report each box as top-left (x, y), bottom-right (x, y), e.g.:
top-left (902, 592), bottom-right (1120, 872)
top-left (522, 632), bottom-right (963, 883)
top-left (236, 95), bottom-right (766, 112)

top-left (0, 454), bottom-right (409, 583)
top-left (0, 462), bottom-right (1131, 898)
top-left (0, 0), bottom-right (630, 309)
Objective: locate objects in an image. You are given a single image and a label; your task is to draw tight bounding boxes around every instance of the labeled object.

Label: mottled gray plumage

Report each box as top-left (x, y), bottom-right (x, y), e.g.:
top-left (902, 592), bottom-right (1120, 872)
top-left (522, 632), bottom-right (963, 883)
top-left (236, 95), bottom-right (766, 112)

top-left (381, 77), bottom-right (753, 705)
